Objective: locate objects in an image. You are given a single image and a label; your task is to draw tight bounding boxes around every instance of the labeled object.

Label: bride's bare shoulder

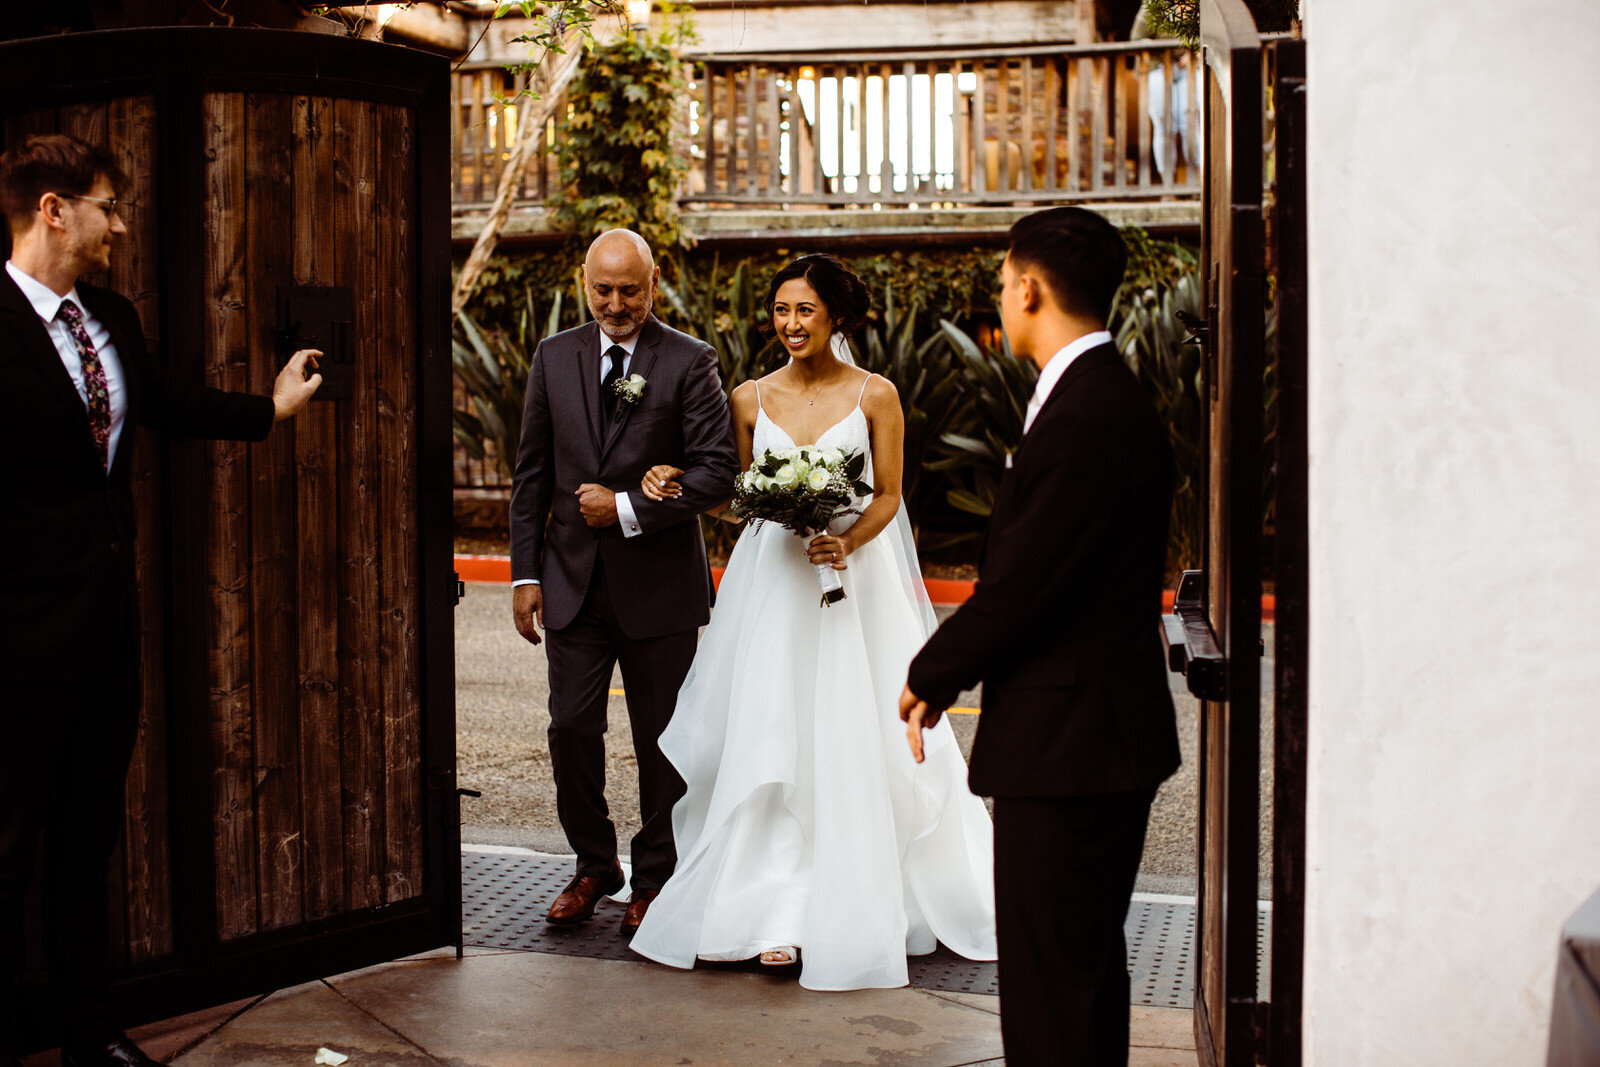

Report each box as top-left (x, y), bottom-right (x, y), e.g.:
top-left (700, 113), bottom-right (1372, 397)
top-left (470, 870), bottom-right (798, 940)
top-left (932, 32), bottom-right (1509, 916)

top-left (730, 379), bottom-right (760, 414)
top-left (860, 371), bottom-right (899, 409)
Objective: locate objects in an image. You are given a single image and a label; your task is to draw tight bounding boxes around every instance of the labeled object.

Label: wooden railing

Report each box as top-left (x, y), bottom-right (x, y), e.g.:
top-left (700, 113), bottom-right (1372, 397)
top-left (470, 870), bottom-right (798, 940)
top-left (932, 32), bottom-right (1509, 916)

top-left (451, 63), bottom-right (569, 206)
top-left (684, 42), bottom-right (1199, 206)
top-left (451, 41), bottom-right (1200, 213)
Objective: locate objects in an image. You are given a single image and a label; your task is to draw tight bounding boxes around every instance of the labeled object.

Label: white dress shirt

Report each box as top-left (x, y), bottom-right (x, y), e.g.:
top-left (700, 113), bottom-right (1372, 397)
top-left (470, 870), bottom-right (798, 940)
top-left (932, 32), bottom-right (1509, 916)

top-left (1022, 330), bottom-right (1112, 437)
top-left (7, 260), bottom-right (128, 471)
top-left (513, 331), bottom-right (646, 588)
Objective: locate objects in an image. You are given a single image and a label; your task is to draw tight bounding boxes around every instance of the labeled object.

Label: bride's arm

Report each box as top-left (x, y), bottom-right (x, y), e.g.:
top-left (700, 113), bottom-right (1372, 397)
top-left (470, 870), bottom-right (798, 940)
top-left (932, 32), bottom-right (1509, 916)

top-left (807, 375), bottom-right (903, 569)
top-left (640, 380), bottom-right (759, 523)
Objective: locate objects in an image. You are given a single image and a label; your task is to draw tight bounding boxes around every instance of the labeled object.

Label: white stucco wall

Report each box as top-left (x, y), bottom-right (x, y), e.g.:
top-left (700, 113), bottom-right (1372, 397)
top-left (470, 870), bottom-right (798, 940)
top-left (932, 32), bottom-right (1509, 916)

top-left (1303, 0), bottom-right (1600, 1062)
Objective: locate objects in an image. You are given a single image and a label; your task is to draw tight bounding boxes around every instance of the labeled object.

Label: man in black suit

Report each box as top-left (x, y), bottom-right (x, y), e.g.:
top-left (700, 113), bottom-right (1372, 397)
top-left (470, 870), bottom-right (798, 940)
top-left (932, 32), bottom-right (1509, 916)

top-left (0, 135), bottom-right (321, 1066)
top-left (510, 229), bottom-right (737, 934)
top-left (901, 206), bottom-right (1180, 1065)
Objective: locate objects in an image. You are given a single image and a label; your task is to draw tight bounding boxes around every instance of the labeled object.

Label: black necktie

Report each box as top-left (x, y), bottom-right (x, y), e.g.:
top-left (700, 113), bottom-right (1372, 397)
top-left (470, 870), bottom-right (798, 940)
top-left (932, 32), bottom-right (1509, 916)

top-left (602, 345), bottom-right (626, 418)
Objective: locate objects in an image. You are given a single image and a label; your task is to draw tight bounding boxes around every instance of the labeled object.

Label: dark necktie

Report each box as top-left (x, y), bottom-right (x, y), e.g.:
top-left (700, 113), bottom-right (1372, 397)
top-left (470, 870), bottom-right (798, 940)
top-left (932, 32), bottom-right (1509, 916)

top-left (602, 344), bottom-right (627, 418)
top-left (57, 299), bottom-right (113, 469)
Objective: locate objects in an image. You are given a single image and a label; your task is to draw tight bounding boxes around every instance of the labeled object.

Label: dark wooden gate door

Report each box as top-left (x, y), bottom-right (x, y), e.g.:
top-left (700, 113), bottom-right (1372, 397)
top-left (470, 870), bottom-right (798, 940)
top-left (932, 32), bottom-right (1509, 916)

top-left (0, 28), bottom-right (459, 1035)
top-left (1165, 11), bottom-right (1309, 1061)
top-left (1189, 1), bottom-right (1269, 1063)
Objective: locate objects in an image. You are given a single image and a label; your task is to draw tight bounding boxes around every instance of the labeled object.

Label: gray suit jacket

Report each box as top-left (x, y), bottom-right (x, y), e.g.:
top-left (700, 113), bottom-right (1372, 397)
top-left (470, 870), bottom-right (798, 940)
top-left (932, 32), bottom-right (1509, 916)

top-left (509, 317), bottom-right (738, 638)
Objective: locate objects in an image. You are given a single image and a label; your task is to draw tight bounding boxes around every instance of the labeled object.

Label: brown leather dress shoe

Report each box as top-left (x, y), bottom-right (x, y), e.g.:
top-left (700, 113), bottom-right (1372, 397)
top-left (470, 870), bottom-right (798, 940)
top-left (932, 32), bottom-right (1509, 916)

top-left (621, 887), bottom-right (659, 934)
top-left (546, 861), bottom-right (625, 925)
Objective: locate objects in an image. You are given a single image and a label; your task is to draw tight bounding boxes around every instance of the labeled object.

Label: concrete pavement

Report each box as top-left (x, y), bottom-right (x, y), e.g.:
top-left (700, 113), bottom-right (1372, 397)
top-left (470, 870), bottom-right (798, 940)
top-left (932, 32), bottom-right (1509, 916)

top-left (89, 948), bottom-right (1197, 1066)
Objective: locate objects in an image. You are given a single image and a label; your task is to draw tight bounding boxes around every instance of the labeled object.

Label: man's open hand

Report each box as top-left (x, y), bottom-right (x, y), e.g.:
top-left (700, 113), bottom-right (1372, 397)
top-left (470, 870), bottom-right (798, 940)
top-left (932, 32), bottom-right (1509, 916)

top-left (272, 349), bottom-right (322, 421)
top-left (899, 682), bottom-right (942, 764)
top-left (577, 483), bottom-right (619, 527)
top-left (513, 584), bottom-right (544, 645)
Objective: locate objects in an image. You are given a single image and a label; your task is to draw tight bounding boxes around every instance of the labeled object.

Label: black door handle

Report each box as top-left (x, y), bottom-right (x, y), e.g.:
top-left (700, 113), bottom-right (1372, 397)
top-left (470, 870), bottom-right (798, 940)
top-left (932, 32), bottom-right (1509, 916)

top-left (1161, 569), bottom-right (1229, 701)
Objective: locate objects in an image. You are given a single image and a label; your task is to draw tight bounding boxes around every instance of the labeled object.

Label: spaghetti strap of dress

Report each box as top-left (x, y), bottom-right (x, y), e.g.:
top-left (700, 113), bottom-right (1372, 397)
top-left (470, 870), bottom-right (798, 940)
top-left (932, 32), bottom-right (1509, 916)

top-left (856, 372), bottom-right (872, 408)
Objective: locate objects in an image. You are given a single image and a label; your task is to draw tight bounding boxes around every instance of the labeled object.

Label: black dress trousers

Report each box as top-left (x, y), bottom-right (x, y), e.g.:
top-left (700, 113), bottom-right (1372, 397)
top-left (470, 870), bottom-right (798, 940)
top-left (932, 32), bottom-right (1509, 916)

top-left (992, 790), bottom-right (1156, 1066)
top-left (543, 555), bottom-right (695, 893)
top-left (0, 629), bottom-right (142, 1052)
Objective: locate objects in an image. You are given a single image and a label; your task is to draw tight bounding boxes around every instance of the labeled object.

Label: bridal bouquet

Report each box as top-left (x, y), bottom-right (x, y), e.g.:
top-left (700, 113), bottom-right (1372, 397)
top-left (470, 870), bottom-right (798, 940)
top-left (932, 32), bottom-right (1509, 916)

top-left (730, 445), bottom-right (872, 606)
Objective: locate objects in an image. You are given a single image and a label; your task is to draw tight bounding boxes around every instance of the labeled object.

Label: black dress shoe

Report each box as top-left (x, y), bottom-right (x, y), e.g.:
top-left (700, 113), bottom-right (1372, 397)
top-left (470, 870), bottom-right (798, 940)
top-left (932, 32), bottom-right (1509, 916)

top-left (61, 1032), bottom-right (159, 1066)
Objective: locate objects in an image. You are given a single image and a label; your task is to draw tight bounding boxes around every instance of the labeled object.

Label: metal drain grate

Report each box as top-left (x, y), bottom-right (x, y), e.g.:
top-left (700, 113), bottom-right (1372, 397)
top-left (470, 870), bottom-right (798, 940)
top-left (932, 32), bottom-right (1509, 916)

top-left (461, 850), bottom-right (1271, 1007)
top-left (1124, 898), bottom-right (1273, 1008)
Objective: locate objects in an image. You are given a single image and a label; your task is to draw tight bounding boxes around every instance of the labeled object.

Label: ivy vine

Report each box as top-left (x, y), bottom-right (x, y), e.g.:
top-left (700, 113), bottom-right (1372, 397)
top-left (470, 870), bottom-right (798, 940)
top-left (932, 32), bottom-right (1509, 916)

top-left (553, 31), bottom-right (688, 254)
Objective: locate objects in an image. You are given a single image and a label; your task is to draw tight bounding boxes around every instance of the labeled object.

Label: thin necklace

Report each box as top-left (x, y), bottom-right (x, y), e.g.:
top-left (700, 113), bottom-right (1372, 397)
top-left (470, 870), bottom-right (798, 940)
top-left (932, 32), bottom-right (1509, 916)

top-left (795, 364), bottom-right (841, 406)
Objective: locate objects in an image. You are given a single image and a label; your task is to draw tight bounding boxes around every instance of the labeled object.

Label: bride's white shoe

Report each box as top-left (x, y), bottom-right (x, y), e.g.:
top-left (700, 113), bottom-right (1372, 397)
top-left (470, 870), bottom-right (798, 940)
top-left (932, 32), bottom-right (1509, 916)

top-left (759, 946), bottom-right (799, 966)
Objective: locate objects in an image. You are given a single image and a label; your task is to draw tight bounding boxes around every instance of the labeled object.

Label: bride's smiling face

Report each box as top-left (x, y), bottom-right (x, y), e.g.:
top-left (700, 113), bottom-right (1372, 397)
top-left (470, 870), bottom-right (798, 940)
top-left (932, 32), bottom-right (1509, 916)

top-left (772, 278), bottom-right (837, 361)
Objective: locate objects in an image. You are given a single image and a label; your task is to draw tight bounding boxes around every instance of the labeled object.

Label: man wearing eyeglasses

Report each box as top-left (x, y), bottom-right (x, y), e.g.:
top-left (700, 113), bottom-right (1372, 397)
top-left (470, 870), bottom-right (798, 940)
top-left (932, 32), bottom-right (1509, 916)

top-left (0, 134), bottom-right (322, 1067)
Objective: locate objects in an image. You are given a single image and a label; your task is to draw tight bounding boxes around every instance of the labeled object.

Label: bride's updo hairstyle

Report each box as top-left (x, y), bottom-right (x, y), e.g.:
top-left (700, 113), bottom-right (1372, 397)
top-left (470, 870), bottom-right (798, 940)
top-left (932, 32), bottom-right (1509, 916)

top-left (759, 253), bottom-right (873, 339)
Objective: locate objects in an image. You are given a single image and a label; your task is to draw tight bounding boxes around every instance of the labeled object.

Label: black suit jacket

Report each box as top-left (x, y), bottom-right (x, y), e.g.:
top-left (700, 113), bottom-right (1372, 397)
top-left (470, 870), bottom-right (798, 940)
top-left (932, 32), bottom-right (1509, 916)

top-left (0, 273), bottom-right (274, 682)
top-left (908, 342), bottom-right (1181, 798)
top-left (510, 317), bottom-right (738, 639)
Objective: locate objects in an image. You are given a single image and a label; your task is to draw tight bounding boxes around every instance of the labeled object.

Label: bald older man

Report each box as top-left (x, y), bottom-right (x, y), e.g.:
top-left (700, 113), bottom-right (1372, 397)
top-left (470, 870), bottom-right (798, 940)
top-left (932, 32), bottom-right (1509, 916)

top-left (510, 230), bottom-right (738, 932)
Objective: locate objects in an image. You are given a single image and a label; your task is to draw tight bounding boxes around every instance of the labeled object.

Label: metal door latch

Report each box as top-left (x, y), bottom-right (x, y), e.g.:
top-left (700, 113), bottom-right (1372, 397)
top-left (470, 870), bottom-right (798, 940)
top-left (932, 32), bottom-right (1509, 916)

top-left (1160, 569), bottom-right (1229, 702)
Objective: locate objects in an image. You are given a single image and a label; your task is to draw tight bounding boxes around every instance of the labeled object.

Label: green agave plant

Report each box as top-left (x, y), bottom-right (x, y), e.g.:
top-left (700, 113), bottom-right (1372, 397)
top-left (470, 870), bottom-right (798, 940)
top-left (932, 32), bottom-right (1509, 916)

top-left (850, 291), bottom-right (967, 530)
top-left (658, 255), bottom-right (783, 394)
top-left (1115, 269), bottom-right (1204, 572)
top-left (925, 319), bottom-right (1039, 535)
top-left (452, 284), bottom-right (575, 482)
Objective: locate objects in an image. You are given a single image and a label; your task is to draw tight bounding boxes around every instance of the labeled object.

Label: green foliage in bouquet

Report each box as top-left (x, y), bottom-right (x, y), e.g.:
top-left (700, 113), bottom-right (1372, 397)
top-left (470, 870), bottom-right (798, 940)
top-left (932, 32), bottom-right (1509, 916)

top-left (730, 446), bottom-right (873, 536)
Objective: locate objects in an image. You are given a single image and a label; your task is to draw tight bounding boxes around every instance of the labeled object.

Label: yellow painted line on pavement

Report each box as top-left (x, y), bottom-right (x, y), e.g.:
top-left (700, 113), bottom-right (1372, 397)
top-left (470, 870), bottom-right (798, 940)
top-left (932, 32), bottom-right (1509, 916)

top-left (607, 687), bottom-right (981, 715)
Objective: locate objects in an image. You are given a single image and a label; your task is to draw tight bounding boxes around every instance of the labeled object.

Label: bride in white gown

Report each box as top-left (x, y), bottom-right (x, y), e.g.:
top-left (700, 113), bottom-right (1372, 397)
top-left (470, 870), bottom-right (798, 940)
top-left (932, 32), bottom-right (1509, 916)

top-left (626, 254), bottom-right (996, 991)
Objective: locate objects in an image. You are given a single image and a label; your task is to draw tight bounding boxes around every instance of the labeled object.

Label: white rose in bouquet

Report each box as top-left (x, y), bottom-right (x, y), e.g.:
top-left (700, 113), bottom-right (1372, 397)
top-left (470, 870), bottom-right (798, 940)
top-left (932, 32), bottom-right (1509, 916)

top-left (806, 468), bottom-right (831, 491)
top-left (773, 463), bottom-right (800, 488)
top-left (822, 448), bottom-right (846, 466)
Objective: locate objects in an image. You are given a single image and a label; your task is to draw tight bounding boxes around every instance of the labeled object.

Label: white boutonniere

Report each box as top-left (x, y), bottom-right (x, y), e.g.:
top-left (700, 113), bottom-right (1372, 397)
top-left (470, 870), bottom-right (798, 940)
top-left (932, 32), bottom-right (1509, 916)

top-left (612, 373), bottom-right (647, 407)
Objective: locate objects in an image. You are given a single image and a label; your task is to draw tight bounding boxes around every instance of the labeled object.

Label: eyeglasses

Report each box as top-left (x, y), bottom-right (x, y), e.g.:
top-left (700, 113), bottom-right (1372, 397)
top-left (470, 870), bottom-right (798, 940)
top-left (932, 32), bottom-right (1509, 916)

top-left (60, 194), bottom-right (122, 219)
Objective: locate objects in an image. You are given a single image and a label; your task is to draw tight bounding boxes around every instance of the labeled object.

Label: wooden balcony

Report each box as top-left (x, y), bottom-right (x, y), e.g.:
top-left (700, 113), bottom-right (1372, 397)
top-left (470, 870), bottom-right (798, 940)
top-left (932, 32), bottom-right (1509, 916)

top-left (449, 40), bottom-right (1202, 245)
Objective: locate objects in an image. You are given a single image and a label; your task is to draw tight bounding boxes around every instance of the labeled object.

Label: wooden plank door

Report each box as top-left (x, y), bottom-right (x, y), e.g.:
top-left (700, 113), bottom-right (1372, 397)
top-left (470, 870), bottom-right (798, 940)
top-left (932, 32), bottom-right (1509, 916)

top-left (1193, 1), bottom-right (1267, 1063)
top-left (0, 28), bottom-right (460, 1038)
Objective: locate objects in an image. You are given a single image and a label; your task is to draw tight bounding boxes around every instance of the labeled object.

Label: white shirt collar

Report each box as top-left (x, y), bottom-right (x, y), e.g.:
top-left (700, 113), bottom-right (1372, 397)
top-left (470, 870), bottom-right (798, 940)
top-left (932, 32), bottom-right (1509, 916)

top-left (6, 260), bottom-right (81, 324)
top-left (599, 328), bottom-right (641, 361)
top-left (1024, 330), bottom-right (1112, 434)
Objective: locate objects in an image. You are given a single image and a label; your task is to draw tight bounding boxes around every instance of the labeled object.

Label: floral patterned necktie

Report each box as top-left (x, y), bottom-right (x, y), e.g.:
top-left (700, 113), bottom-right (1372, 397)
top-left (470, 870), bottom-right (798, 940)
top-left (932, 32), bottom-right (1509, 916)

top-left (57, 299), bottom-right (112, 469)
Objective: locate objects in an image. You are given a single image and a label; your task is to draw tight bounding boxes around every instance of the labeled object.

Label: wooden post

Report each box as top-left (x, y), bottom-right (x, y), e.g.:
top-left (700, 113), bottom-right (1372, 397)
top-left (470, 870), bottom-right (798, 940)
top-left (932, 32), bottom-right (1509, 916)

top-left (1114, 55), bottom-right (1129, 189)
top-left (970, 61), bottom-right (985, 196)
top-left (1045, 57), bottom-right (1060, 193)
top-left (703, 65), bottom-right (716, 197)
top-left (1137, 50), bottom-right (1153, 189)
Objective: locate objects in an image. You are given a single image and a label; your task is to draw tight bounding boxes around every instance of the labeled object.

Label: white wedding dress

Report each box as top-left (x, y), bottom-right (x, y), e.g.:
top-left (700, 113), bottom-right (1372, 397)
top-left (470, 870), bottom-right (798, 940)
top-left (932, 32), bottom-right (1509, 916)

top-left (629, 377), bottom-right (997, 991)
